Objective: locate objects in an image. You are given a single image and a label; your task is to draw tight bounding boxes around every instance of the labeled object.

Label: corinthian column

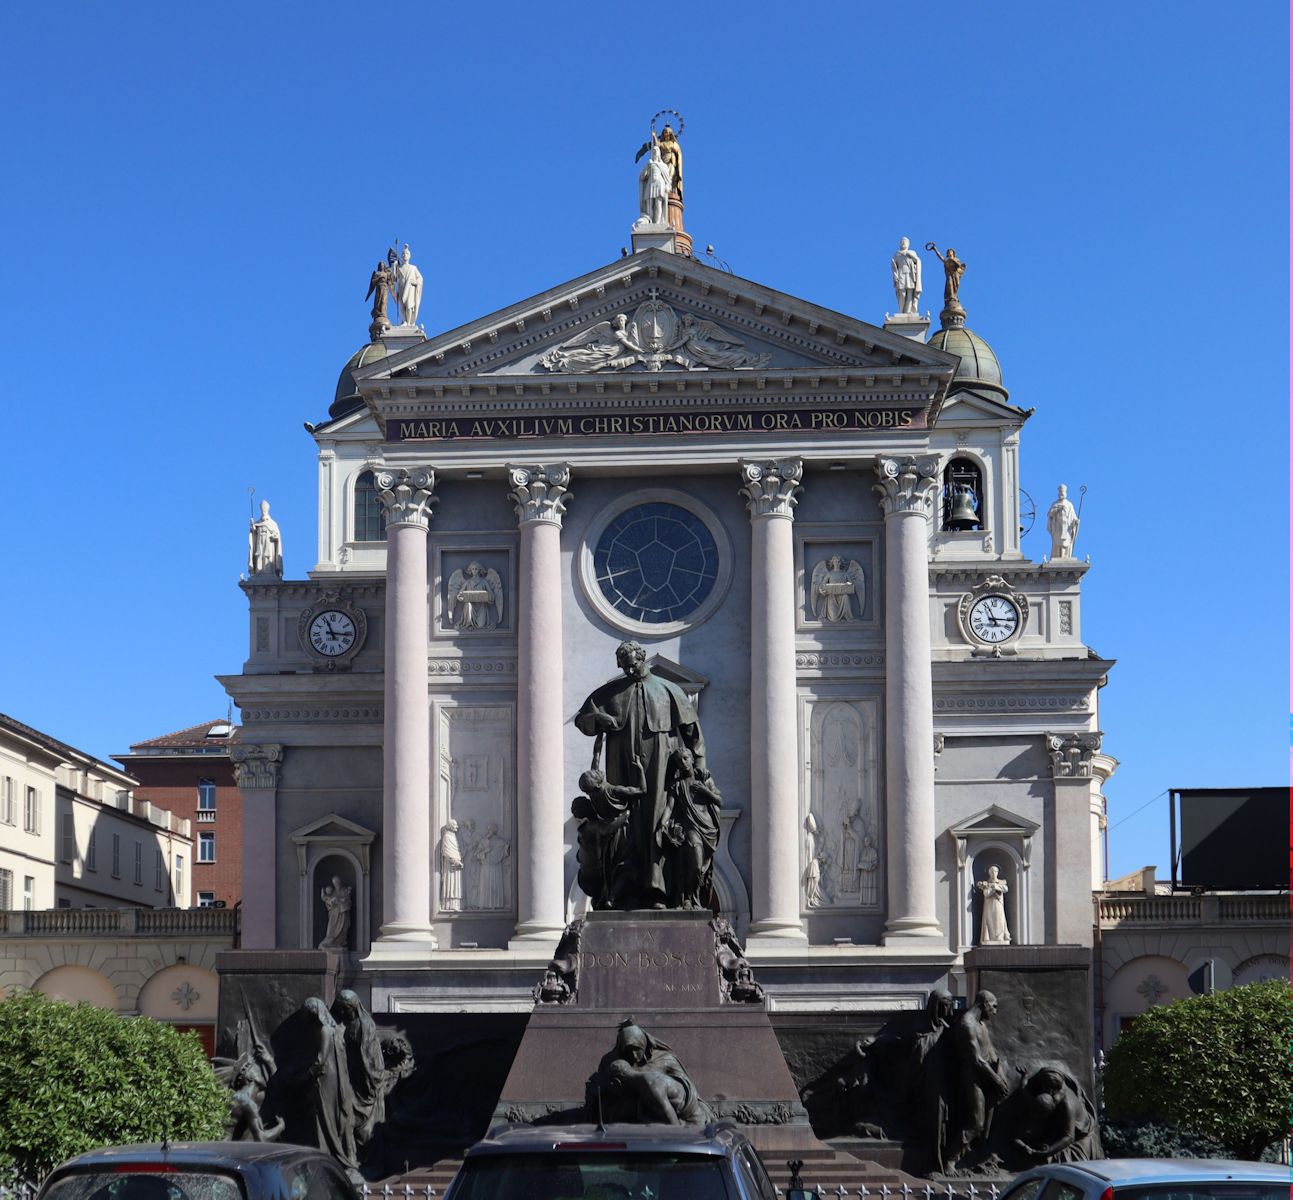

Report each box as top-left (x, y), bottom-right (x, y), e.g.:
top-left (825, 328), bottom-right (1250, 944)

top-left (873, 456), bottom-right (943, 942)
top-left (371, 467), bottom-right (438, 951)
top-left (508, 464), bottom-right (572, 945)
top-left (740, 458), bottom-right (807, 943)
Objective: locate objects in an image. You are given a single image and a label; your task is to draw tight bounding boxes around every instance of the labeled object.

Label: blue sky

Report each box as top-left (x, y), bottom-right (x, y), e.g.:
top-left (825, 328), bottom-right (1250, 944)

top-left (0, 3), bottom-right (1286, 882)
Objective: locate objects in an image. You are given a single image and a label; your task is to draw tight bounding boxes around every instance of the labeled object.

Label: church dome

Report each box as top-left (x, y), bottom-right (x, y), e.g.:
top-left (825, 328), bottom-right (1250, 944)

top-left (928, 322), bottom-right (1007, 400)
top-left (330, 341), bottom-right (391, 419)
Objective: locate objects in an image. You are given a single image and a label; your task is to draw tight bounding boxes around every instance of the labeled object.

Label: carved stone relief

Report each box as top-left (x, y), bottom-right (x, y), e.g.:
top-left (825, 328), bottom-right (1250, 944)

top-left (439, 550), bottom-right (510, 633)
top-left (539, 294), bottom-right (771, 373)
top-left (801, 541), bottom-right (875, 625)
top-left (1047, 732), bottom-right (1102, 778)
top-left (803, 700), bottom-right (881, 910)
top-left (435, 706), bottom-right (515, 915)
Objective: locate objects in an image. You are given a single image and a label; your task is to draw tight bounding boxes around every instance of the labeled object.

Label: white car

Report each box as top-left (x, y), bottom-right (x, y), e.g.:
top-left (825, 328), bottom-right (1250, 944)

top-left (999, 1158), bottom-right (1292, 1200)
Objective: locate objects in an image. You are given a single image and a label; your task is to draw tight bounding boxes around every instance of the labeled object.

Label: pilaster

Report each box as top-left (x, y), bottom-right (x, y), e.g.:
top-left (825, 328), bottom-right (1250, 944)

top-left (231, 744), bottom-right (283, 949)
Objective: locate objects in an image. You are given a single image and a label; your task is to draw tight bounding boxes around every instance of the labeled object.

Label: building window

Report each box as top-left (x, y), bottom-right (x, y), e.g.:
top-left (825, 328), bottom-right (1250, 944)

top-left (23, 877), bottom-right (34, 910)
top-left (23, 787), bottom-right (39, 834)
top-left (61, 813), bottom-right (75, 863)
top-left (86, 829), bottom-right (97, 871)
top-left (111, 833), bottom-right (121, 878)
top-left (197, 891), bottom-right (216, 908)
top-left (353, 470), bottom-right (387, 542)
top-left (155, 848), bottom-right (165, 891)
top-left (197, 778), bottom-right (217, 811)
top-left (0, 777), bottom-right (13, 825)
top-left (592, 501), bottom-right (720, 624)
top-left (115, 788), bottom-right (131, 811)
top-left (942, 457), bottom-right (984, 532)
top-left (0, 869), bottom-right (11, 909)
top-left (57, 898), bottom-right (71, 909)
top-left (198, 832), bottom-right (216, 863)
top-left (133, 841), bottom-right (143, 885)
top-left (174, 855), bottom-right (185, 900)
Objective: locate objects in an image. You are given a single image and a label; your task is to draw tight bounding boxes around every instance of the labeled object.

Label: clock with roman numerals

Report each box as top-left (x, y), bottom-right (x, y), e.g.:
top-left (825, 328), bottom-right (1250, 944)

top-left (957, 575), bottom-right (1029, 655)
top-left (297, 593), bottom-right (367, 669)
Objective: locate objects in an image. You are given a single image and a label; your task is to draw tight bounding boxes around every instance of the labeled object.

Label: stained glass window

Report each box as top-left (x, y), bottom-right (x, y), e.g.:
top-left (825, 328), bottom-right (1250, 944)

top-left (592, 502), bottom-right (719, 624)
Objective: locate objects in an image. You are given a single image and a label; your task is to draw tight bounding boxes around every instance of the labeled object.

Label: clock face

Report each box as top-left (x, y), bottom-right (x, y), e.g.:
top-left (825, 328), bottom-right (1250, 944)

top-left (968, 594), bottom-right (1021, 644)
top-left (308, 610), bottom-right (357, 657)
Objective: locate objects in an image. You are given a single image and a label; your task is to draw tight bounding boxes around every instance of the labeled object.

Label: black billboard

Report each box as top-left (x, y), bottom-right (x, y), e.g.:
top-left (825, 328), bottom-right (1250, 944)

top-left (1172, 787), bottom-right (1289, 891)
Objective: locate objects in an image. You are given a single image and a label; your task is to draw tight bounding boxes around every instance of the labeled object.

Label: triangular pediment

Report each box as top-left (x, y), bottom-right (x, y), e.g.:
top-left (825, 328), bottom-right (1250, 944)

top-left (947, 804), bottom-right (1040, 840)
top-left (290, 813), bottom-right (376, 845)
top-left (939, 389), bottom-right (1030, 426)
top-left (356, 249), bottom-right (960, 386)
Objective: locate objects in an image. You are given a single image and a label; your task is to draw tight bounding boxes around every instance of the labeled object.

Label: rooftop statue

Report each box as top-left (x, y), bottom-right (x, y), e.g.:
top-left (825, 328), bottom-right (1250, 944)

top-left (892, 237), bottom-right (923, 315)
top-left (1047, 484), bottom-right (1080, 560)
top-left (574, 641), bottom-right (717, 910)
top-left (635, 118), bottom-right (683, 200)
top-left (365, 260), bottom-right (393, 334)
top-left (248, 500), bottom-right (283, 578)
top-left (638, 135), bottom-right (672, 226)
top-left (926, 242), bottom-right (967, 306)
top-left (388, 243), bottom-right (424, 327)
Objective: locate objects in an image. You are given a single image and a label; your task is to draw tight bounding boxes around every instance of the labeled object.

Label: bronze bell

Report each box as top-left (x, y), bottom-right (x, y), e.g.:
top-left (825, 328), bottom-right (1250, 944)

top-left (946, 484), bottom-right (980, 530)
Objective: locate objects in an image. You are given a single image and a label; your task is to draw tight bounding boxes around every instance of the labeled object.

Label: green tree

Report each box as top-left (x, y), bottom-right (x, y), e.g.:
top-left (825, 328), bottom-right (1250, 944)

top-left (1103, 978), bottom-right (1293, 1160)
top-left (0, 990), bottom-right (229, 1185)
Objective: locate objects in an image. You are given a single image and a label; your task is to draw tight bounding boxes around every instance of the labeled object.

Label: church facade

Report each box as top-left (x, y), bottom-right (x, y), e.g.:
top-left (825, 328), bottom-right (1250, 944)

top-left (221, 215), bottom-right (1114, 1016)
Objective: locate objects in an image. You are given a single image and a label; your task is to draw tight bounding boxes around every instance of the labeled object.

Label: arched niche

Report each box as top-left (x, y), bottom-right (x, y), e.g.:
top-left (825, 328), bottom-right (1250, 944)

top-left (947, 804), bottom-right (1039, 952)
top-left (1233, 954), bottom-right (1290, 986)
top-left (291, 814), bottom-right (374, 954)
top-left (137, 963), bottom-right (219, 1022)
top-left (35, 964), bottom-right (118, 1011)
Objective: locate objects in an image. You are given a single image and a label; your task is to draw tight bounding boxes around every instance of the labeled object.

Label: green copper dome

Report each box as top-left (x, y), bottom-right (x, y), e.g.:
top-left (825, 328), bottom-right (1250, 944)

top-left (927, 323), bottom-right (1007, 400)
top-left (330, 341), bottom-right (392, 419)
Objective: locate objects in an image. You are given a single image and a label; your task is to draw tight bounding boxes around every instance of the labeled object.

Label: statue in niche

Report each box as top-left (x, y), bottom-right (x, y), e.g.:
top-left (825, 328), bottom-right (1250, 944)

top-left (470, 821), bottom-right (511, 909)
top-left (1047, 484), bottom-right (1080, 560)
top-left (248, 500), bottom-right (283, 578)
top-left (586, 1017), bottom-right (712, 1126)
top-left (447, 562), bottom-right (504, 631)
top-left (926, 242), bottom-right (967, 305)
top-left (891, 237), bottom-right (923, 315)
top-left (811, 556), bottom-right (865, 623)
top-left (802, 813), bottom-right (826, 908)
top-left (389, 243), bottom-right (424, 327)
top-left (1010, 1066), bottom-right (1100, 1164)
top-left (574, 641), bottom-right (715, 910)
top-left (637, 135), bottom-right (671, 226)
top-left (438, 819), bottom-right (464, 912)
top-left (318, 875), bottom-right (353, 950)
top-left (976, 865), bottom-right (1011, 945)
top-left (949, 991), bottom-right (1010, 1170)
top-left (365, 260), bottom-right (393, 331)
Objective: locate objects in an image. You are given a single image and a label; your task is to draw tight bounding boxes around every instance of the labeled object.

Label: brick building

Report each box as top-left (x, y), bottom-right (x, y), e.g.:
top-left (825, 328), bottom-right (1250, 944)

top-left (117, 721), bottom-right (242, 909)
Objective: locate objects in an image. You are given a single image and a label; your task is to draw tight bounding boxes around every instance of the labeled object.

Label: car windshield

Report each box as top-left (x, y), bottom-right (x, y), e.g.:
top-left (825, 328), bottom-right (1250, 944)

top-left (43, 1171), bottom-right (245, 1200)
top-left (1118, 1187), bottom-right (1292, 1200)
top-left (448, 1152), bottom-right (733, 1200)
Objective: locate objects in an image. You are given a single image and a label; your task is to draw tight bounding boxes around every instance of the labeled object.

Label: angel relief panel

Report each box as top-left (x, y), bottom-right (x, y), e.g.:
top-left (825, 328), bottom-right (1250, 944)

top-left (800, 541), bottom-right (875, 628)
top-left (438, 550), bottom-right (509, 634)
top-left (802, 699), bottom-right (882, 912)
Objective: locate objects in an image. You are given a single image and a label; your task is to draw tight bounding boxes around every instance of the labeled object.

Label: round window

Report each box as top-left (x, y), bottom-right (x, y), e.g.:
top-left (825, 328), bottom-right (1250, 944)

top-left (582, 494), bottom-right (731, 634)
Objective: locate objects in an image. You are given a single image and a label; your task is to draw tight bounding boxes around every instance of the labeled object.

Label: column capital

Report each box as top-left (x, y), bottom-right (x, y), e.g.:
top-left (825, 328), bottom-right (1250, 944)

top-left (1046, 731), bottom-right (1103, 779)
top-left (739, 458), bottom-right (803, 519)
top-left (508, 464), bottom-right (572, 526)
top-left (375, 467), bottom-right (438, 528)
top-left (872, 455), bottom-right (940, 517)
top-left (231, 743), bottom-right (282, 790)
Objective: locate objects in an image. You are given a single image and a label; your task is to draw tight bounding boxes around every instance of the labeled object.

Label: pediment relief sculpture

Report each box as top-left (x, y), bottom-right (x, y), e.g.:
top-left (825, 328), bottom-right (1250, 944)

top-left (539, 293), bottom-right (771, 374)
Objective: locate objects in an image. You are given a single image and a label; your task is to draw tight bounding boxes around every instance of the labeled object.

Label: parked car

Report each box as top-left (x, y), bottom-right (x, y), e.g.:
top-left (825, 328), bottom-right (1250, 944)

top-left (34, 1142), bottom-right (361, 1200)
top-left (999, 1158), bottom-right (1293, 1200)
top-left (444, 1122), bottom-right (780, 1200)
